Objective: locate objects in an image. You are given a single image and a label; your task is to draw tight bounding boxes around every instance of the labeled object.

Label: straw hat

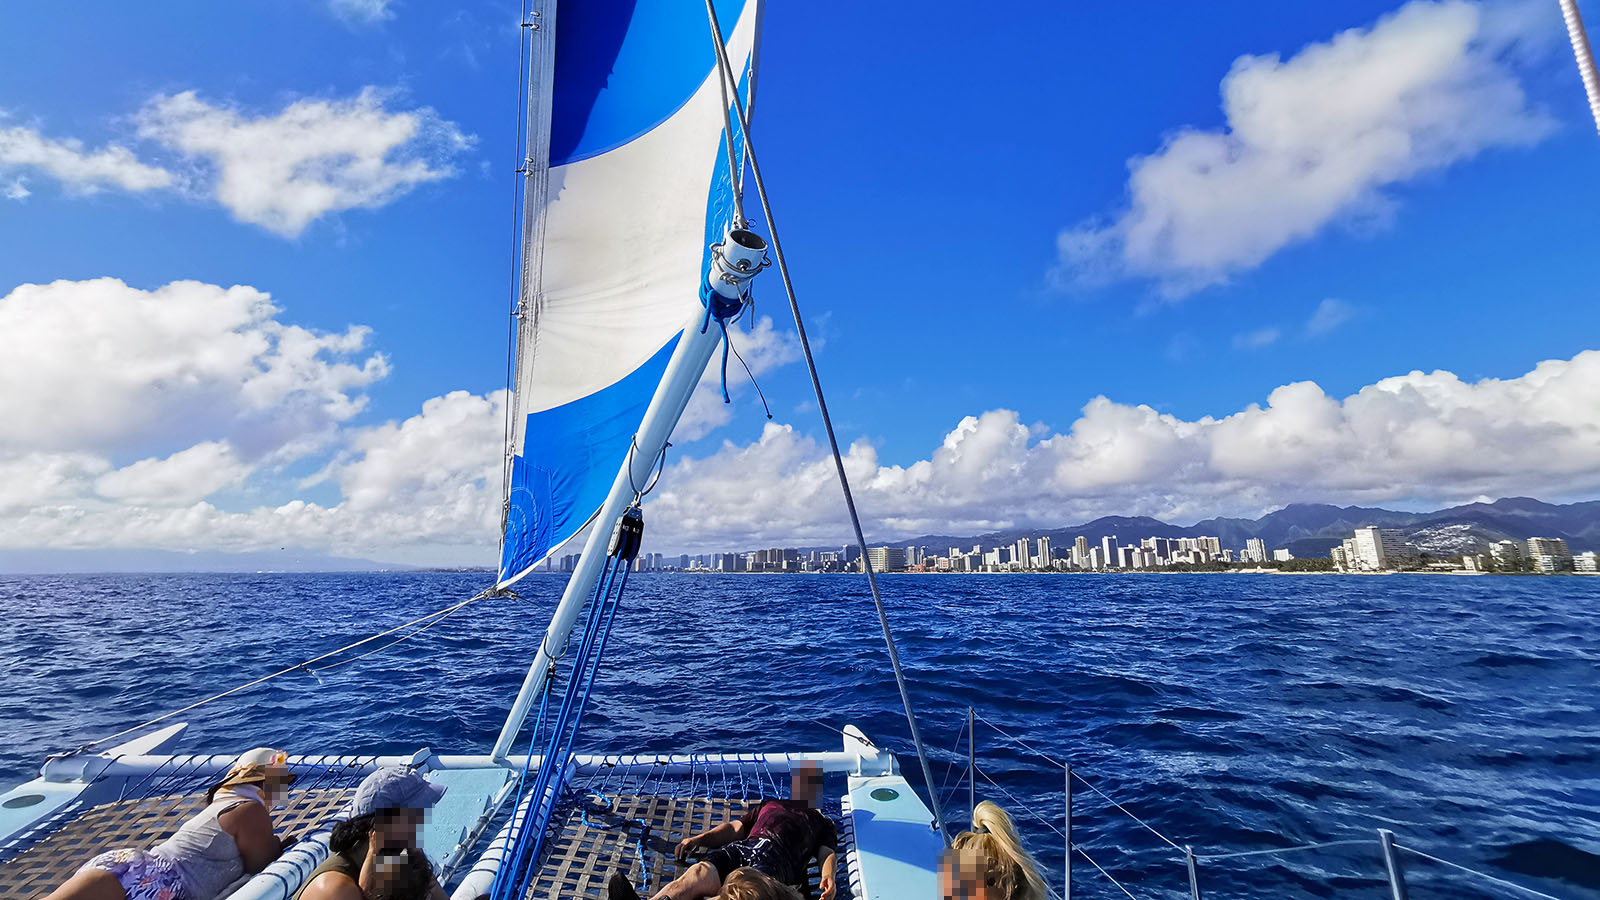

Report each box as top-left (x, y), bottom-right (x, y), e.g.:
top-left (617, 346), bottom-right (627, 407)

top-left (213, 747), bottom-right (297, 794)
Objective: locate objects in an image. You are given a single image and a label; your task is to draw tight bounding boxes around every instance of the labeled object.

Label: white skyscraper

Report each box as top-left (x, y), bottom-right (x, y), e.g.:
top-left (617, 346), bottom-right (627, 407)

top-left (1101, 535), bottom-right (1117, 569)
top-left (1244, 538), bottom-right (1267, 563)
top-left (1037, 537), bottom-right (1053, 568)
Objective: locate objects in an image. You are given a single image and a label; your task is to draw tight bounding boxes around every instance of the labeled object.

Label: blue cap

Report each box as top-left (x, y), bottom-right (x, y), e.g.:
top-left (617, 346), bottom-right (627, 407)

top-left (350, 766), bottom-right (448, 817)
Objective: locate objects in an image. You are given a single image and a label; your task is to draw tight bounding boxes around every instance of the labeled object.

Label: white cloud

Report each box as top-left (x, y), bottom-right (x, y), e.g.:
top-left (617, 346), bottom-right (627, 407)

top-left (137, 88), bottom-right (471, 237)
top-left (1232, 326), bottom-right (1281, 349)
top-left (328, 0), bottom-right (395, 24)
top-left (1056, 0), bottom-right (1552, 296)
top-left (643, 349), bottom-right (1600, 549)
top-left (0, 121), bottom-right (172, 194)
top-left (0, 278), bottom-right (387, 458)
top-left (1305, 298), bottom-right (1355, 335)
top-left (95, 442), bottom-right (251, 506)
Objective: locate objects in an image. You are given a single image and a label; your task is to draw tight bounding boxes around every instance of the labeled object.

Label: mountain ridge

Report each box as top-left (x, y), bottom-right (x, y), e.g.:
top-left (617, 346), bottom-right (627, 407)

top-left (877, 497), bottom-right (1600, 557)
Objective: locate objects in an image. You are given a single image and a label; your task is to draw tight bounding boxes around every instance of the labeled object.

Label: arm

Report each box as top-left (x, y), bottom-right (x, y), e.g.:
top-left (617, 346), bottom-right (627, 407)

top-left (675, 818), bottom-right (747, 861)
top-left (816, 844), bottom-right (838, 900)
top-left (219, 801), bottom-right (287, 874)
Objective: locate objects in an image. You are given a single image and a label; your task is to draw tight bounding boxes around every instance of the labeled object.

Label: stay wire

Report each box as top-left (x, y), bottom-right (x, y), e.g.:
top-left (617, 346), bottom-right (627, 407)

top-left (77, 591), bottom-right (496, 752)
top-left (727, 329), bottom-right (773, 419)
top-left (704, 0), bottom-right (948, 845)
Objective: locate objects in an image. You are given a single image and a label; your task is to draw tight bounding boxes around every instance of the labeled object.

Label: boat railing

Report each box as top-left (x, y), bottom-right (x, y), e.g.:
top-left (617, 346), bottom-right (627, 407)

top-left (936, 708), bottom-right (1579, 900)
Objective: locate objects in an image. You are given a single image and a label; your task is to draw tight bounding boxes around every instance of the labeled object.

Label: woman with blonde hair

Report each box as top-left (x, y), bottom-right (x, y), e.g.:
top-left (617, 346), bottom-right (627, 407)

top-left (718, 866), bottom-right (802, 900)
top-left (940, 801), bottom-right (1048, 900)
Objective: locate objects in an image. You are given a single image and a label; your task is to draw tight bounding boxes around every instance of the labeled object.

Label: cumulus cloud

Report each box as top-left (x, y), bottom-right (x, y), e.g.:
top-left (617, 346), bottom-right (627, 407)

top-left (0, 120), bottom-right (172, 195)
top-left (328, 0), bottom-right (395, 24)
top-left (137, 88), bottom-right (472, 237)
top-left (94, 442), bottom-right (251, 507)
top-left (1055, 0), bottom-right (1552, 296)
top-left (644, 349), bottom-right (1600, 549)
top-left (0, 278), bottom-right (387, 458)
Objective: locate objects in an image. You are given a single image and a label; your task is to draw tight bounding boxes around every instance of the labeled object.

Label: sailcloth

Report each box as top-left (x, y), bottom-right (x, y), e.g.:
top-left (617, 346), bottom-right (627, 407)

top-left (499, 0), bottom-right (761, 585)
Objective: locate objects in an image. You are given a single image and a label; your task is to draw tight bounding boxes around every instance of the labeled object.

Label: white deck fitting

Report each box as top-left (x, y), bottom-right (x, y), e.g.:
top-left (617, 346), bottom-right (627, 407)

top-left (843, 775), bottom-right (943, 900)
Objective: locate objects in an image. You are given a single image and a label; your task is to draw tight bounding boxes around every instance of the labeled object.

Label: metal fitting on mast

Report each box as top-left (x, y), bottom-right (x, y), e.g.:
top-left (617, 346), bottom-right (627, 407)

top-left (706, 226), bottom-right (770, 302)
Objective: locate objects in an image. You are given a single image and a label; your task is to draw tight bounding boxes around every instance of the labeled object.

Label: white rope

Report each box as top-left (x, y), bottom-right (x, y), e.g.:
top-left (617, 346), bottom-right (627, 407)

top-left (79, 591), bottom-right (496, 751)
top-left (1559, 0), bottom-right (1600, 135)
top-left (1074, 844), bottom-right (1140, 900)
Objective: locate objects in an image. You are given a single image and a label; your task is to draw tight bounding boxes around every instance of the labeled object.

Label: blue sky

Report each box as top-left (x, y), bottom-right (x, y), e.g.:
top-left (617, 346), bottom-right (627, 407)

top-left (1, 0), bottom-right (1597, 562)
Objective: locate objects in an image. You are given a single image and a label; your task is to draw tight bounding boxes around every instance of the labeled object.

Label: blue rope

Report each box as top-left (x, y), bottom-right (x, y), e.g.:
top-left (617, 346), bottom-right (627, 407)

top-left (699, 281), bottom-right (746, 405)
top-left (490, 551), bottom-right (633, 900)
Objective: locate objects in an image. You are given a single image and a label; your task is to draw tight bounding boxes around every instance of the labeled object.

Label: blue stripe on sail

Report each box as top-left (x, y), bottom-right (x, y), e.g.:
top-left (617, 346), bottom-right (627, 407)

top-left (499, 335), bottom-right (681, 581)
top-left (551, 0), bottom-right (748, 167)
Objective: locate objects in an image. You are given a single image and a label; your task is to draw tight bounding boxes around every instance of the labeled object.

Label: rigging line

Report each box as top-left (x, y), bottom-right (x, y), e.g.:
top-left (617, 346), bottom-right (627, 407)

top-left (1393, 843), bottom-right (1569, 900)
top-left (703, 0), bottom-right (949, 845)
top-left (1067, 768), bottom-right (1185, 853)
top-left (77, 592), bottom-right (495, 751)
top-left (303, 601), bottom-right (470, 674)
top-left (1074, 845), bottom-right (1141, 900)
top-left (727, 330), bottom-right (773, 419)
top-left (1195, 838), bottom-right (1374, 862)
top-left (971, 765), bottom-right (1066, 841)
top-left (1558, 0), bottom-right (1600, 135)
top-left (972, 713), bottom-right (1068, 769)
top-left (704, 2), bottom-right (745, 227)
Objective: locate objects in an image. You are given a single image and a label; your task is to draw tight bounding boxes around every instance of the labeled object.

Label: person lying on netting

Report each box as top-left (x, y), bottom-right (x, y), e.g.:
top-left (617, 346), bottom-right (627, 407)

top-left (939, 801), bottom-right (1048, 900)
top-left (45, 747), bottom-right (298, 900)
top-left (608, 762), bottom-right (837, 900)
top-left (295, 765), bottom-right (450, 900)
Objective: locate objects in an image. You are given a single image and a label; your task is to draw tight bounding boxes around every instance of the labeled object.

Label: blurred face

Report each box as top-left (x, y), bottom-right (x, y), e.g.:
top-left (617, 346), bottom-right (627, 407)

top-left (939, 850), bottom-right (992, 900)
top-left (373, 808), bottom-right (424, 851)
top-left (790, 764), bottom-right (823, 805)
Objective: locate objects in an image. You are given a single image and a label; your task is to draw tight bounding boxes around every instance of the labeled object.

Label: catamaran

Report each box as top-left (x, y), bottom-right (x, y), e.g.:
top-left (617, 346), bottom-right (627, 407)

top-left (0, 2), bottom-right (951, 898)
top-left (4, 2), bottom-right (1599, 899)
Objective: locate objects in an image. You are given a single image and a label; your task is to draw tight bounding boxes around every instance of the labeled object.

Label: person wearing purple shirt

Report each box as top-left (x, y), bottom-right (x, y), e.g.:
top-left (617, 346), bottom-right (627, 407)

top-left (608, 763), bottom-right (837, 900)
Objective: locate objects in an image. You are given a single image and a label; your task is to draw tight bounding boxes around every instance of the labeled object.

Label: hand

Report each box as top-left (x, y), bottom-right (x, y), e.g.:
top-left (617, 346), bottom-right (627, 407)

top-left (819, 871), bottom-right (836, 900)
top-left (674, 836), bottom-right (700, 863)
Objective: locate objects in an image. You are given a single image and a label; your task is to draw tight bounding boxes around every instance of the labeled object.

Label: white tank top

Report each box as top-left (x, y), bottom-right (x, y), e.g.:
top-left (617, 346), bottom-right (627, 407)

top-left (150, 787), bottom-right (265, 900)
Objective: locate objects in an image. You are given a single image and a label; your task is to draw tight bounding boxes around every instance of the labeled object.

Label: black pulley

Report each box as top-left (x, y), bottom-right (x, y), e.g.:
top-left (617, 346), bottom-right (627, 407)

top-left (607, 506), bottom-right (644, 560)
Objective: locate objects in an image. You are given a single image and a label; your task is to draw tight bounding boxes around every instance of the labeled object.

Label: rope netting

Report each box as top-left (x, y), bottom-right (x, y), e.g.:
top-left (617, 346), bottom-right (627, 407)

top-left (0, 755), bottom-right (379, 899)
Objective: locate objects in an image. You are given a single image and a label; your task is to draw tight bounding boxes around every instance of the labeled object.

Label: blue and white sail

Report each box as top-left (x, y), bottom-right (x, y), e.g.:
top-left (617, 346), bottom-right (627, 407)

top-left (498, 0), bottom-right (762, 586)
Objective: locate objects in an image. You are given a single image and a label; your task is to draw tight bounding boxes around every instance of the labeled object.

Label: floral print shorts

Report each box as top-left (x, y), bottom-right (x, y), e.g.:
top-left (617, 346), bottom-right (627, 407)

top-left (80, 848), bottom-right (186, 900)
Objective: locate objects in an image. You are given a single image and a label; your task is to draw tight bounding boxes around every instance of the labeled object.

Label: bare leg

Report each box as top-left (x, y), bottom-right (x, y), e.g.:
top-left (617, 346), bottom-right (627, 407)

top-left (650, 860), bottom-right (722, 900)
top-left (43, 870), bottom-right (127, 900)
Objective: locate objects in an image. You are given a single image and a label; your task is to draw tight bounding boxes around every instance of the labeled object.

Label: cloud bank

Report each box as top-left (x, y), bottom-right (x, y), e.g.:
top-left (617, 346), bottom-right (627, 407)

top-left (1055, 0), bottom-right (1552, 296)
top-left (4, 280), bottom-right (1596, 564)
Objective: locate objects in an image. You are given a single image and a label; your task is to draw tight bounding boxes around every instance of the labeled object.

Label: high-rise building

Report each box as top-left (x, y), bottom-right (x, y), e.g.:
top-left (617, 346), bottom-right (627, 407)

top-left (866, 546), bottom-right (907, 572)
top-left (1244, 538), bottom-right (1267, 563)
top-left (1037, 537), bottom-right (1053, 568)
top-left (1073, 536), bottom-right (1090, 568)
top-left (1272, 548), bottom-right (1294, 562)
top-left (1101, 535), bottom-right (1117, 569)
top-left (1489, 540), bottom-right (1523, 571)
top-left (1575, 551), bottom-right (1598, 572)
top-left (1013, 539), bottom-right (1031, 569)
top-left (1351, 527), bottom-right (1387, 571)
top-left (1527, 537), bottom-right (1573, 573)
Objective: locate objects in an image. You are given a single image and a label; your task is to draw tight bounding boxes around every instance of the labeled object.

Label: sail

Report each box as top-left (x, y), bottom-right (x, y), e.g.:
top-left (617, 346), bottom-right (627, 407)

top-left (498, 0), bottom-right (762, 585)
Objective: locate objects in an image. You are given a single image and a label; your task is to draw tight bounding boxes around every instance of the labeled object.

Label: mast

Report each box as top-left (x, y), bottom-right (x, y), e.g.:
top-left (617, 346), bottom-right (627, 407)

top-left (488, 0), bottom-right (767, 765)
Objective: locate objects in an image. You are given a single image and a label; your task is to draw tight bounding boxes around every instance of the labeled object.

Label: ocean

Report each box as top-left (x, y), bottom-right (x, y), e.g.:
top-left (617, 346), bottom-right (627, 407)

top-left (2, 572), bottom-right (1597, 898)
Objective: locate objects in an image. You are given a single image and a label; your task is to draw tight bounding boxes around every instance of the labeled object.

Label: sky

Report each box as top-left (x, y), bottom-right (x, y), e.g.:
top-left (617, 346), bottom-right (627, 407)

top-left (1, 0), bottom-right (1598, 566)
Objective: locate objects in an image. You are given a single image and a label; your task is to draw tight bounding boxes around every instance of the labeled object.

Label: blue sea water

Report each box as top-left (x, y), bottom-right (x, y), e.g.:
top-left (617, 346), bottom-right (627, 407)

top-left (1, 572), bottom-right (1597, 899)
